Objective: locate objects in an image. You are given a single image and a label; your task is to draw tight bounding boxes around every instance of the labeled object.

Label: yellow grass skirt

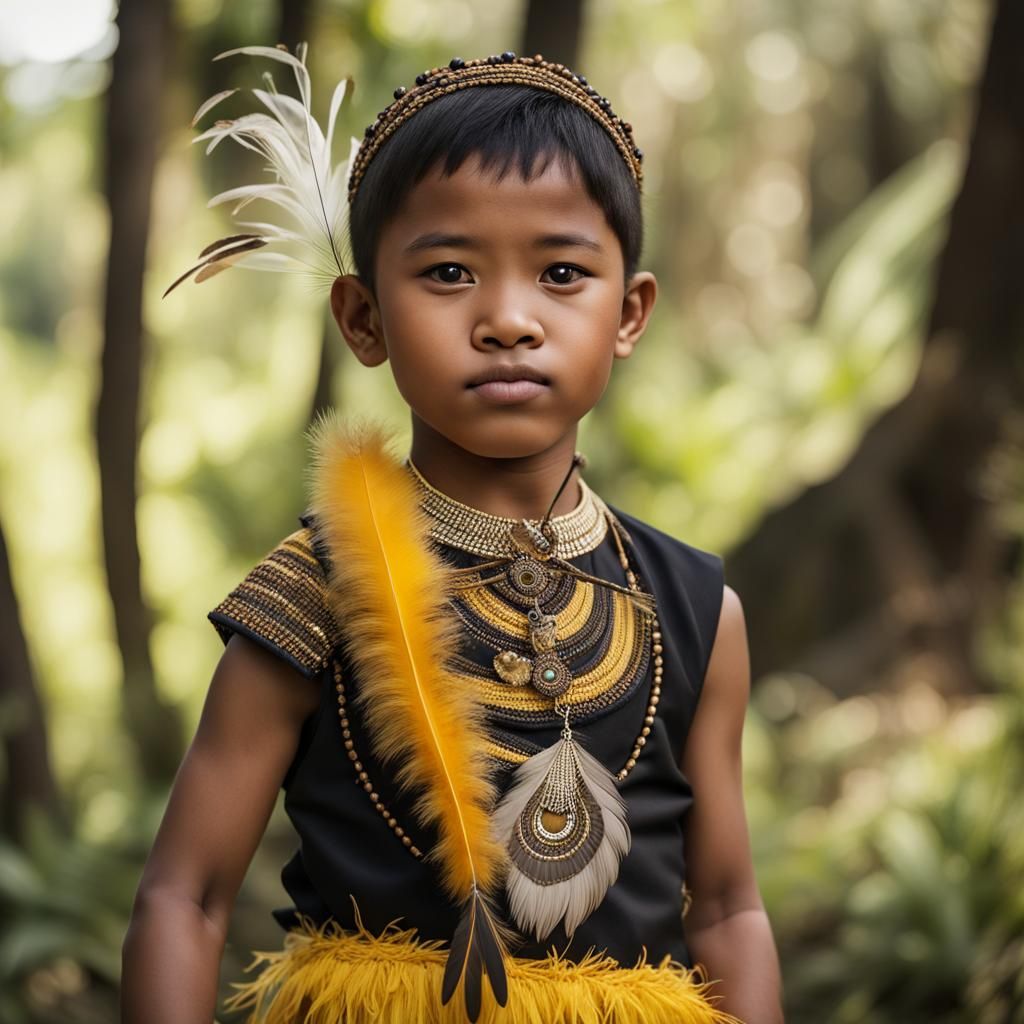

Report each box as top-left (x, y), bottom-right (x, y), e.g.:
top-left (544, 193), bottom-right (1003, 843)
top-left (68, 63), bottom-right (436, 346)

top-left (223, 907), bottom-right (742, 1024)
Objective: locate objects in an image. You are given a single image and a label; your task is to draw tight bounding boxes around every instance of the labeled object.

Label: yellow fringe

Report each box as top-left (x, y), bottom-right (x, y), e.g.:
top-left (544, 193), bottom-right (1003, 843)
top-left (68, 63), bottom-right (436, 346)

top-left (223, 908), bottom-right (743, 1024)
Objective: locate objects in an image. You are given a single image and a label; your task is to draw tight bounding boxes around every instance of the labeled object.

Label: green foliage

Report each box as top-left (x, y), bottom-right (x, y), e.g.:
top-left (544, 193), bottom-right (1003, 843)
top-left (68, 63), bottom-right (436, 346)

top-left (748, 558), bottom-right (1024, 1022)
top-left (599, 140), bottom-right (960, 553)
top-left (0, 0), bottom-right (1013, 1021)
top-left (0, 807), bottom-right (145, 1023)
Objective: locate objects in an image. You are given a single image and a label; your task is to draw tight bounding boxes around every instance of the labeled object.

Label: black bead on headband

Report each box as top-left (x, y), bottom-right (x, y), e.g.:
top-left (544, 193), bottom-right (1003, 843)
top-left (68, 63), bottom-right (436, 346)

top-left (347, 51), bottom-right (644, 206)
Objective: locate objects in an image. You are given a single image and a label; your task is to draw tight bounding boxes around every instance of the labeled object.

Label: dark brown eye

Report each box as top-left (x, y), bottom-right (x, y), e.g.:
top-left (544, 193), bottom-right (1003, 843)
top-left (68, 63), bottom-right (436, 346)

top-left (428, 263), bottom-right (467, 284)
top-left (545, 265), bottom-right (586, 285)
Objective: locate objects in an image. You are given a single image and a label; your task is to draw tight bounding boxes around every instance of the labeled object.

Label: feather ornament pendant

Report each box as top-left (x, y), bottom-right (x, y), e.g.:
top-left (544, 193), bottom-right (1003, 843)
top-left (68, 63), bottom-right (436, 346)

top-left (491, 715), bottom-right (631, 942)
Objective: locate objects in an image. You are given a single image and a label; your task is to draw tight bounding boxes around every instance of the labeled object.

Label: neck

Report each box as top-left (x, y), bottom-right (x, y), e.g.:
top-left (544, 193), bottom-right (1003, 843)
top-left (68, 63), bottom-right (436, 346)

top-left (408, 415), bottom-right (582, 520)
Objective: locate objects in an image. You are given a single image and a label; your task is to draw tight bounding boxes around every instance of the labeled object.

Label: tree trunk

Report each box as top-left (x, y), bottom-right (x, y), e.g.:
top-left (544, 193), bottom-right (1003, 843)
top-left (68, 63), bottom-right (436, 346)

top-left (276, 0), bottom-right (313, 52)
top-left (99, 0), bottom-right (183, 783)
top-left (0, 521), bottom-right (67, 843)
top-left (273, 0), bottom-right (342, 432)
top-left (727, 0), bottom-right (1024, 696)
top-left (522, 0), bottom-right (585, 65)
top-left (864, 43), bottom-right (905, 191)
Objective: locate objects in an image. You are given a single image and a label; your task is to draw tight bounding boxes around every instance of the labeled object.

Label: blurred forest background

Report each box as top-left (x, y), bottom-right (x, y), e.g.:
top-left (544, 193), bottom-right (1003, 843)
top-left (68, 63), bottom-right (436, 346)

top-left (1, 0), bottom-right (1022, 1020)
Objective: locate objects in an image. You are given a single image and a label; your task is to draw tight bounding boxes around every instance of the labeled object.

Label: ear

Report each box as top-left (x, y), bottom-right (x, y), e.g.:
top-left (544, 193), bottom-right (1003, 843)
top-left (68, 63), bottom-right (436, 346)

top-left (614, 271), bottom-right (657, 359)
top-left (330, 275), bottom-right (388, 367)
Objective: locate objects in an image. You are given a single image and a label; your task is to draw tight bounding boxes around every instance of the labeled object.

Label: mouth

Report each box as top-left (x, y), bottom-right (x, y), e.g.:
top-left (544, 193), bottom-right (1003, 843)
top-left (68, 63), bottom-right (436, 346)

top-left (467, 364), bottom-right (550, 405)
top-left (470, 379), bottom-right (548, 403)
top-left (467, 364), bottom-right (550, 387)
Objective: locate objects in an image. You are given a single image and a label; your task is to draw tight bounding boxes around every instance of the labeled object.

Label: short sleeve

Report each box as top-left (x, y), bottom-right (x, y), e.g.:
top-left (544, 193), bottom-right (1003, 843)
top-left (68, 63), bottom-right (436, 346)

top-left (208, 527), bottom-right (341, 679)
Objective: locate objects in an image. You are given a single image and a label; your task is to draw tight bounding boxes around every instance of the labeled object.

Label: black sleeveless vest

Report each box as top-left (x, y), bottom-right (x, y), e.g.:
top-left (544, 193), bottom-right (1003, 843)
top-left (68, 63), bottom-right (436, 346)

top-left (209, 503), bottom-right (723, 969)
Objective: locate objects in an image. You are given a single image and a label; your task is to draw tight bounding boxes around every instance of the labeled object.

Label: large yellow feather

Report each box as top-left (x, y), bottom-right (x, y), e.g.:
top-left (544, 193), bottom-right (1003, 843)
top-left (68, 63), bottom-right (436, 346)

top-left (306, 414), bottom-right (510, 1020)
top-left (307, 413), bottom-right (505, 895)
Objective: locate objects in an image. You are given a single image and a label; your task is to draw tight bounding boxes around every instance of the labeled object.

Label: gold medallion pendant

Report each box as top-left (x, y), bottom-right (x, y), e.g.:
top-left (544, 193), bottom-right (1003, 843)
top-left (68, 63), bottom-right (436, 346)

top-left (495, 556), bottom-right (576, 697)
top-left (530, 649), bottom-right (572, 698)
top-left (493, 650), bottom-right (532, 686)
top-left (507, 555), bottom-right (549, 595)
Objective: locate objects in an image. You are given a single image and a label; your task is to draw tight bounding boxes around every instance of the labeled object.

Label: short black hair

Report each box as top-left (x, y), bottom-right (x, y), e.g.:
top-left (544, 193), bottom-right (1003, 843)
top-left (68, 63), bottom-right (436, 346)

top-left (347, 85), bottom-right (643, 296)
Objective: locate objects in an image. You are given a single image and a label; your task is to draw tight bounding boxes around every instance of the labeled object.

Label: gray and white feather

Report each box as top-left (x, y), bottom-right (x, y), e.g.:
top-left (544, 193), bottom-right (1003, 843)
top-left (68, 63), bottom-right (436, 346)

top-left (491, 730), bottom-right (631, 942)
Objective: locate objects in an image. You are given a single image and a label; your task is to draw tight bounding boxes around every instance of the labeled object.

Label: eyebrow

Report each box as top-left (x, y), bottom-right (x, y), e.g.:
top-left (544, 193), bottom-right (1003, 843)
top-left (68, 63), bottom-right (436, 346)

top-left (403, 231), bottom-right (604, 255)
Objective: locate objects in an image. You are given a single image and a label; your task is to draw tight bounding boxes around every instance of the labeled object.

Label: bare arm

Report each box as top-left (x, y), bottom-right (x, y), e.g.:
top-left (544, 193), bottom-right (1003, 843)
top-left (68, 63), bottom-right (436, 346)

top-left (682, 585), bottom-right (784, 1024)
top-left (120, 634), bottom-right (320, 1024)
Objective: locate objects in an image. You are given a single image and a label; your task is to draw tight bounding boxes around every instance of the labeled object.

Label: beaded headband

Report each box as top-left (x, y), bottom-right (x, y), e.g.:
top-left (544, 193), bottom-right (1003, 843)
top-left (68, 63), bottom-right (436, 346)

top-left (347, 50), bottom-right (644, 207)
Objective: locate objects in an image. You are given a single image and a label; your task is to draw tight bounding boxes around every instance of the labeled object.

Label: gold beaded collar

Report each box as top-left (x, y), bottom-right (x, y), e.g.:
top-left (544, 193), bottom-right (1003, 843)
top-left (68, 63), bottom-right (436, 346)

top-left (406, 458), bottom-right (609, 559)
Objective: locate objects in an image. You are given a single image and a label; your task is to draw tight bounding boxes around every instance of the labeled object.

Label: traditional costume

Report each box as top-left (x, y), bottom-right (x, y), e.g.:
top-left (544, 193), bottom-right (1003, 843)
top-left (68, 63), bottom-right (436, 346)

top-left (170, 41), bottom-right (741, 1024)
top-left (203, 418), bottom-right (736, 1023)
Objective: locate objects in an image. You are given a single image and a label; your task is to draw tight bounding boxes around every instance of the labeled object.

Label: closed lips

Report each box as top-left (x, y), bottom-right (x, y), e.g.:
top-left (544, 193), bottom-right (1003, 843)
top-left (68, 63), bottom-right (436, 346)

top-left (467, 365), bottom-right (549, 386)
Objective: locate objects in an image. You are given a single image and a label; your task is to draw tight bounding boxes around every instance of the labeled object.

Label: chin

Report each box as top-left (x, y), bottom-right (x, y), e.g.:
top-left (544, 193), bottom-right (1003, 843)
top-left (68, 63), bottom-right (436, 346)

top-left (430, 416), bottom-right (571, 461)
top-left (465, 440), bottom-right (550, 460)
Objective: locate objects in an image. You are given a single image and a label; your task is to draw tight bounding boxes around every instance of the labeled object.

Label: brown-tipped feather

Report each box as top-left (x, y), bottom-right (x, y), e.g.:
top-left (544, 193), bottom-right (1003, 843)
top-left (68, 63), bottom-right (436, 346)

top-left (193, 259), bottom-right (238, 284)
top-left (198, 232), bottom-right (263, 258)
top-left (161, 237), bottom-right (267, 298)
top-left (166, 44), bottom-right (354, 299)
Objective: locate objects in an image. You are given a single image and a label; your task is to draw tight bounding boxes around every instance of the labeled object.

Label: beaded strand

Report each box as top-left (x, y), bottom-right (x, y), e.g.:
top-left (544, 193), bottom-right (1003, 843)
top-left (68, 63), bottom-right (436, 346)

top-left (608, 514), bottom-right (662, 780)
top-left (334, 658), bottom-right (424, 859)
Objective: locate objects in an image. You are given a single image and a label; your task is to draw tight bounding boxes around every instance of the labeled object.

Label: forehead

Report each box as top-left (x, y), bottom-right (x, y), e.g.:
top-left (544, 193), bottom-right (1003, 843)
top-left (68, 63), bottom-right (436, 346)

top-left (378, 152), bottom-right (614, 250)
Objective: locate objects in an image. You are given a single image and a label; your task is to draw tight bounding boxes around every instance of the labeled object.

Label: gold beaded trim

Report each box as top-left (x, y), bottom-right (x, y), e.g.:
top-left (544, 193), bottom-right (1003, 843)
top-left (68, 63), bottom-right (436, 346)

top-left (332, 512), bottom-right (662, 857)
top-left (348, 52), bottom-right (643, 206)
top-left (407, 458), bottom-right (609, 559)
top-left (209, 528), bottom-right (341, 676)
top-left (485, 740), bottom-right (528, 765)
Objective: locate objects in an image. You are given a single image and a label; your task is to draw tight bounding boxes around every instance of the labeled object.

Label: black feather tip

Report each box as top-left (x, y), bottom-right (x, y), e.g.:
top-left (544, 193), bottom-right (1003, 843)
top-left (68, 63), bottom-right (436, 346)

top-left (441, 888), bottom-right (509, 1022)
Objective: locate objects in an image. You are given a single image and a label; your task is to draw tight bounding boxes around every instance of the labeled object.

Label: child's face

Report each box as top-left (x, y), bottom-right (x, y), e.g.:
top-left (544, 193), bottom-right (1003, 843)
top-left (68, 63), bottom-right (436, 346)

top-left (332, 151), bottom-right (656, 461)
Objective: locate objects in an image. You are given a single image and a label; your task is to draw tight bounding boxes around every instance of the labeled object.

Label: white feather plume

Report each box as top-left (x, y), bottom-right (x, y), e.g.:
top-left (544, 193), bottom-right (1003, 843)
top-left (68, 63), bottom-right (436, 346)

top-left (491, 736), bottom-right (631, 942)
top-left (163, 42), bottom-right (361, 298)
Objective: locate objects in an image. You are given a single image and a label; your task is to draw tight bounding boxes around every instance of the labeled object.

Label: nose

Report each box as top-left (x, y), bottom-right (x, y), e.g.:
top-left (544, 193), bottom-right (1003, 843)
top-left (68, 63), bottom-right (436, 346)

top-left (471, 285), bottom-right (545, 350)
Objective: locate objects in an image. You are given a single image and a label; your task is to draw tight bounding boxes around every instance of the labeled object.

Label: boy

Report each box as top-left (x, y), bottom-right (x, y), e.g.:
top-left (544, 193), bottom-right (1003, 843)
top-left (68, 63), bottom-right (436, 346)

top-left (122, 49), bottom-right (784, 1023)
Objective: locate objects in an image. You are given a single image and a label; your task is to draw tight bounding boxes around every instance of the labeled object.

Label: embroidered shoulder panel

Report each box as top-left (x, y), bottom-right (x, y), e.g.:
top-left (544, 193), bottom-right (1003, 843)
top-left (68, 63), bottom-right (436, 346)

top-left (208, 527), bottom-right (340, 679)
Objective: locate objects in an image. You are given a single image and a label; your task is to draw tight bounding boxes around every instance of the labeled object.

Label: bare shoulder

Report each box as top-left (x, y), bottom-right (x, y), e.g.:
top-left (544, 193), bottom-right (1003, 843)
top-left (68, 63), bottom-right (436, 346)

top-left (197, 632), bottom-right (322, 741)
top-left (702, 584), bottom-right (751, 712)
top-left (186, 630), bottom-right (322, 810)
top-left (680, 583), bottom-right (750, 782)
top-left (681, 583), bottom-right (762, 921)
